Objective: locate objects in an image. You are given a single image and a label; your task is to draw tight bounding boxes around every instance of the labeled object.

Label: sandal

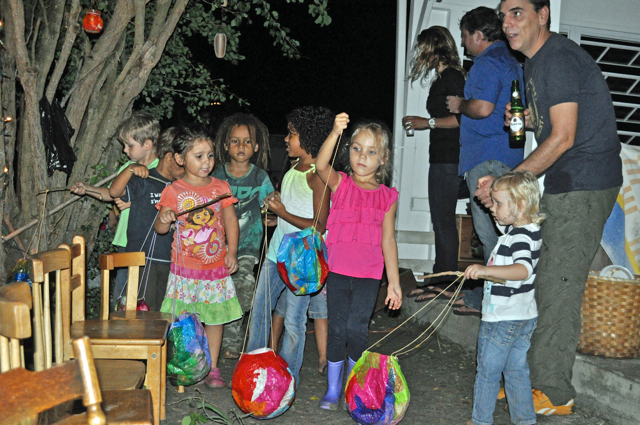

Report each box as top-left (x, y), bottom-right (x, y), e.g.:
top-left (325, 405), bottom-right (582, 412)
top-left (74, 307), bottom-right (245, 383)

top-left (452, 305), bottom-right (482, 317)
top-left (415, 292), bottom-right (462, 303)
top-left (407, 287), bottom-right (433, 298)
top-left (205, 367), bottom-right (226, 389)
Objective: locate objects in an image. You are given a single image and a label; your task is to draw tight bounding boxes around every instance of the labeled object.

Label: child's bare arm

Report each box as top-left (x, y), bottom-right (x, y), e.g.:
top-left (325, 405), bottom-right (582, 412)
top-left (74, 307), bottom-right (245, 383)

top-left (109, 164), bottom-right (149, 198)
top-left (381, 201), bottom-right (402, 310)
top-left (154, 206), bottom-right (176, 234)
top-left (222, 205), bottom-right (239, 274)
top-left (69, 182), bottom-right (113, 201)
top-left (464, 263), bottom-right (529, 281)
top-left (316, 113), bottom-right (349, 192)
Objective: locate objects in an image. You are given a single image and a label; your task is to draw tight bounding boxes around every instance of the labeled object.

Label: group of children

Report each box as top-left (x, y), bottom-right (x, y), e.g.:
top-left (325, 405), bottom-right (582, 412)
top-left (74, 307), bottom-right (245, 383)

top-left (73, 107), bottom-right (545, 424)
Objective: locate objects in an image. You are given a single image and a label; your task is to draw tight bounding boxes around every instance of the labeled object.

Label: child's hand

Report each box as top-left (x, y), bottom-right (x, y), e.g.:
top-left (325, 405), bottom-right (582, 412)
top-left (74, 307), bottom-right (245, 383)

top-left (224, 252), bottom-right (238, 274)
top-left (159, 209), bottom-right (177, 225)
top-left (263, 214), bottom-right (277, 227)
top-left (114, 198), bottom-right (131, 211)
top-left (465, 264), bottom-right (487, 280)
top-left (129, 164), bottom-right (149, 179)
top-left (332, 113), bottom-right (350, 136)
top-left (267, 196), bottom-right (286, 216)
top-left (385, 284), bottom-right (402, 310)
top-left (70, 182), bottom-right (86, 195)
top-left (263, 191), bottom-right (280, 207)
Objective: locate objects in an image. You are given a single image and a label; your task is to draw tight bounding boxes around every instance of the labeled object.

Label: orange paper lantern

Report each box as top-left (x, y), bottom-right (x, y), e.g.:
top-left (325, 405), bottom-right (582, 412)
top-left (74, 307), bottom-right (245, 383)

top-left (83, 9), bottom-right (103, 34)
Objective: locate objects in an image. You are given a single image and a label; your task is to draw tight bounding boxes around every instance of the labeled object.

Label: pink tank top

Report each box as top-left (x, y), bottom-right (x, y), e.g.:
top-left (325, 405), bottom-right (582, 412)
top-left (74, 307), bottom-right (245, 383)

top-left (325, 172), bottom-right (398, 279)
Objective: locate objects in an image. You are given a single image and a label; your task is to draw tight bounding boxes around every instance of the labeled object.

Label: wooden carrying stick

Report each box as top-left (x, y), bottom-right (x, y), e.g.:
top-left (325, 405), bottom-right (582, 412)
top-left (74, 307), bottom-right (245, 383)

top-left (418, 271), bottom-right (507, 285)
top-left (2, 172), bottom-right (118, 243)
top-left (175, 193), bottom-right (232, 217)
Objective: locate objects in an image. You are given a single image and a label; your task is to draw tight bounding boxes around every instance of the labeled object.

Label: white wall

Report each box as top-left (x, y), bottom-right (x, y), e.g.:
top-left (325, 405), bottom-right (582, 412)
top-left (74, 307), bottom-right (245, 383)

top-left (561, 0), bottom-right (639, 36)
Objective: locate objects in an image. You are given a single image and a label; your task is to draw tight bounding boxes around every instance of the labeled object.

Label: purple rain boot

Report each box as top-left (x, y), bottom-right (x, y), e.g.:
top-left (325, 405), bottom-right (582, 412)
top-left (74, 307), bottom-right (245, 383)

top-left (319, 360), bottom-right (344, 410)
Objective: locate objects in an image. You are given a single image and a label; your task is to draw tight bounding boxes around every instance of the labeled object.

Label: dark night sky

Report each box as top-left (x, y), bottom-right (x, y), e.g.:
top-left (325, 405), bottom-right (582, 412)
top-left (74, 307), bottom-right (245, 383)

top-left (178, 0), bottom-right (398, 135)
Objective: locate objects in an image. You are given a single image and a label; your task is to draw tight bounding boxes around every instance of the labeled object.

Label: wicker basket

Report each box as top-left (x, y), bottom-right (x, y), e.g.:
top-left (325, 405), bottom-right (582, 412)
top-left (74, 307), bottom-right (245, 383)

top-left (578, 272), bottom-right (640, 358)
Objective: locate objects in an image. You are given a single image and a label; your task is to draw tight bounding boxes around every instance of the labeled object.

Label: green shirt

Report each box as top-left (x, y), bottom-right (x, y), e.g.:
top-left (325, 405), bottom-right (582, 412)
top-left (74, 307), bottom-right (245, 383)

top-left (111, 158), bottom-right (159, 247)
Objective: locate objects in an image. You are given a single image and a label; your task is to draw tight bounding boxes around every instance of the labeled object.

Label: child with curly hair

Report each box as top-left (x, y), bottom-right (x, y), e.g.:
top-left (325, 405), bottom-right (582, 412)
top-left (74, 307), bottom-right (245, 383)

top-left (211, 113), bottom-right (274, 360)
top-left (246, 106), bottom-right (333, 385)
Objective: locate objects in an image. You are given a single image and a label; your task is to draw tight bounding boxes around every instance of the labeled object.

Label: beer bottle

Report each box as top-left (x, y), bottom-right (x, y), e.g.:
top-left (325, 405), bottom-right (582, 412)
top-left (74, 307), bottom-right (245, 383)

top-left (509, 80), bottom-right (525, 148)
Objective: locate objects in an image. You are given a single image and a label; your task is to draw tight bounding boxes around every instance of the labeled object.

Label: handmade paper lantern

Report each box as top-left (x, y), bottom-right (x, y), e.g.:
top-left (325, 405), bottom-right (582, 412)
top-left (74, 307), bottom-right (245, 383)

top-left (137, 299), bottom-right (149, 311)
top-left (83, 9), bottom-right (103, 34)
top-left (276, 227), bottom-right (329, 295)
top-left (214, 33), bottom-right (227, 58)
top-left (232, 348), bottom-right (295, 419)
top-left (345, 351), bottom-right (410, 425)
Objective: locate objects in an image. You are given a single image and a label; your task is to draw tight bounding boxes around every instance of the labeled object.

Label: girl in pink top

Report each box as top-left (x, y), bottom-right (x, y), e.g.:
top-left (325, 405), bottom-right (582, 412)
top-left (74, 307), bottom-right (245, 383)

top-left (315, 113), bottom-right (402, 410)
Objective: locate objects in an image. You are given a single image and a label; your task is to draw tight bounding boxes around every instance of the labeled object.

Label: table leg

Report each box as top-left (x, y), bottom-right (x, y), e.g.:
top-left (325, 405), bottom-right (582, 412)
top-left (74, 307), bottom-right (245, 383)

top-left (161, 340), bottom-right (167, 420)
top-left (146, 346), bottom-right (162, 425)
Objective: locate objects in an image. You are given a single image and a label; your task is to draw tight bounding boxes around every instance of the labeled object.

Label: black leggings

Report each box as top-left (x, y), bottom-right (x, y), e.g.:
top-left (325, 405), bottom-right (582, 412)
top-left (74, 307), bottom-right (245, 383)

top-left (326, 272), bottom-right (380, 362)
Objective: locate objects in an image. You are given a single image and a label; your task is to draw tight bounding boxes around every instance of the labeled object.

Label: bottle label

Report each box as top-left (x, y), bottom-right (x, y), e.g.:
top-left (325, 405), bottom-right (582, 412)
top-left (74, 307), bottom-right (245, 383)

top-left (510, 116), bottom-right (524, 133)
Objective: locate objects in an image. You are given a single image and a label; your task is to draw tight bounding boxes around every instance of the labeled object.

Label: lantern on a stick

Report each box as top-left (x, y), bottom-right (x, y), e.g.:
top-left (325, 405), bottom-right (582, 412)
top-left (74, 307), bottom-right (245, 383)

top-left (83, 9), bottom-right (103, 34)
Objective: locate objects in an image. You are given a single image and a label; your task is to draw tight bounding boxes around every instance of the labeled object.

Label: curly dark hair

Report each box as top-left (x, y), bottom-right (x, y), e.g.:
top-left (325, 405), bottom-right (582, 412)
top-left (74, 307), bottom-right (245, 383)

top-left (172, 124), bottom-right (213, 158)
top-left (214, 113), bottom-right (271, 171)
top-left (286, 106), bottom-right (334, 158)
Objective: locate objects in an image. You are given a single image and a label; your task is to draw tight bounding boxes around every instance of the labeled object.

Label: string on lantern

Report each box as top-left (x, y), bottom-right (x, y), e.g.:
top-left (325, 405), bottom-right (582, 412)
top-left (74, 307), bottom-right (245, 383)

top-left (83, 1), bottom-right (104, 34)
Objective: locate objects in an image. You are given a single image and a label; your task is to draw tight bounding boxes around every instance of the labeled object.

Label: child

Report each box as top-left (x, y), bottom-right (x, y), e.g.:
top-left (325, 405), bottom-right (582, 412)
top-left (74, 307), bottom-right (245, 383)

top-left (245, 106), bottom-right (333, 386)
top-left (316, 113), bottom-right (402, 410)
top-left (463, 171), bottom-right (544, 425)
top-left (71, 111), bottom-right (161, 307)
top-left (107, 127), bottom-right (184, 311)
top-left (154, 126), bottom-right (243, 388)
top-left (211, 113), bottom-right (274, 360)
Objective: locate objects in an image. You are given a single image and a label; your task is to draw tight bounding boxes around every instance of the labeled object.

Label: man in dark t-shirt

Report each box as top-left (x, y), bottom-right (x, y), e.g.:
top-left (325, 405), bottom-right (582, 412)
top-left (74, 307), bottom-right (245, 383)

top-left (474, 0), bottom-right (623, 416)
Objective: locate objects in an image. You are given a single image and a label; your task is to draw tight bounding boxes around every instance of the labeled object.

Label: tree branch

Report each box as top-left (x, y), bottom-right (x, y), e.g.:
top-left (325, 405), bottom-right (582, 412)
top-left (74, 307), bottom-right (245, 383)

top-left (45, 0), bottom-right (82, 102)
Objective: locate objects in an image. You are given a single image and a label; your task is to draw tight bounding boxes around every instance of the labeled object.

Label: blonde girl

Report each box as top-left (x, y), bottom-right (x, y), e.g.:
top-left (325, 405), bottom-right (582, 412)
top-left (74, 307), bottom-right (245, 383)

top-left (316, 113), bottom-right (402, 410)
top-left (154, 126), bottom-right (242, 388)
top-left (464, 171), bottom-right (544, 425)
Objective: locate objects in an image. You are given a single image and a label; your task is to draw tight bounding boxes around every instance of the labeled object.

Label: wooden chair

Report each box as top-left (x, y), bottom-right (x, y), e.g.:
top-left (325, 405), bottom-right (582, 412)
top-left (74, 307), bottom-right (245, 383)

top-left (0, 282), bottom-right (32, 371)
top-left (0, 336), bottom-right (153, 425)
top-left (99, 251), bottom-right (172, 322)
top-left (58, 238), bottom-right (169, 425)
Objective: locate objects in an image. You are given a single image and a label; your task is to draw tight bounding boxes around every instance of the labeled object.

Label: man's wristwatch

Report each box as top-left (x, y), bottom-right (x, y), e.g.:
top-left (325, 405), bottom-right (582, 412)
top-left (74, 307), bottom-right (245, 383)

top-left (428, 118), bottom-right (436, 129)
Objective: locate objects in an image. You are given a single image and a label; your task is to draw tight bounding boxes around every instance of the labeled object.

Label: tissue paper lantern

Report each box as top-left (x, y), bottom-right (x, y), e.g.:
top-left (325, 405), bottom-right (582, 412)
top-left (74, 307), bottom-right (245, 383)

top-left (345, 351), bottom-right (410, 425)
top-left (276, 227), bottom-right (329, 295)
top-left (232, 348), bottom-right (295, 419)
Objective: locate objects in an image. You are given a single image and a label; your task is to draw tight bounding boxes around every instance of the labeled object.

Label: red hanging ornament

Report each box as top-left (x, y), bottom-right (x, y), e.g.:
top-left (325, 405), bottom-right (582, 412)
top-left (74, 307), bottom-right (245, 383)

top-left (83, 9), bottom-right (103, 34)
top-left (137, 299), bottom-right (150, 311)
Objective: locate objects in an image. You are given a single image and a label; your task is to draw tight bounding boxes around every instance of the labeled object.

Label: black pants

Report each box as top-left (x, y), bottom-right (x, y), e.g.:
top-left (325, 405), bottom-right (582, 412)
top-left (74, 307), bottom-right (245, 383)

top-left (326, 272), bottom-right (380, 362)
top-left (428, 163), bottom-right (468, 288)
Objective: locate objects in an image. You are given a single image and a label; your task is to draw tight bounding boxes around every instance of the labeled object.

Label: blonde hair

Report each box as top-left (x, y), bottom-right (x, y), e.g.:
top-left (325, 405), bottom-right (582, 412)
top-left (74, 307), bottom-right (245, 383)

top-left (344, 121), bottom-right (392, 185)
top-left (408, 26), bottom-right (466, 85)
top-left (491, 171), bottom-right (546, 225)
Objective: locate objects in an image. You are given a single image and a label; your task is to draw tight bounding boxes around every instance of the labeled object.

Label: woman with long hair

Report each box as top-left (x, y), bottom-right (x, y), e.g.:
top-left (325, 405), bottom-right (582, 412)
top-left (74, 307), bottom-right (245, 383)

top-left (402, 26), bottom-right (468, 302)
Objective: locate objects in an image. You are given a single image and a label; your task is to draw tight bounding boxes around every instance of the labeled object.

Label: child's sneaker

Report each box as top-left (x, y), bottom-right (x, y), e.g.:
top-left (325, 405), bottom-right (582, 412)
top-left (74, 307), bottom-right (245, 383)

top-left (204, 368), bottom-right (226, 389)
top-left (532, 389), bottom-right (575, 415)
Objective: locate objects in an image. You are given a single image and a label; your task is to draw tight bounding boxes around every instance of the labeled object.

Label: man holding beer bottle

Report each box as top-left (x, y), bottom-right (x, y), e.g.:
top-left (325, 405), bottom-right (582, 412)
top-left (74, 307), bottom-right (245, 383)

top-left (475, 0), bottom-right (622, 415)
top-left (446, 6), bottom-right (524, 316)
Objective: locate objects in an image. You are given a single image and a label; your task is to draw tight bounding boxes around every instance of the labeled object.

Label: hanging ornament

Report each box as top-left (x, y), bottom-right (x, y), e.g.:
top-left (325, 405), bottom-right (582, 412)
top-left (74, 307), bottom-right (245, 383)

top-left (214, 33), bottom-right (227, 58)
top-left (137, 299), bottom-right (149, 311)
top-left (83, 9), bottom-right (103, 34)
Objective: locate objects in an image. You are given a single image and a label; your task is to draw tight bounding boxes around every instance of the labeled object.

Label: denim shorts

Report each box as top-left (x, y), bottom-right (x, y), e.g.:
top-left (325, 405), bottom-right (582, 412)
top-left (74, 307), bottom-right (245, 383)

top-left (274, 285), bottom-right (328, 319)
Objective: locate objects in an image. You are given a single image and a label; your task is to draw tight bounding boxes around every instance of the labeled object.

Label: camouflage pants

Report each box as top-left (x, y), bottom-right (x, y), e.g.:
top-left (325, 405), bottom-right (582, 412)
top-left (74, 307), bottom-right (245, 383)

top-left (222, 256), bottom-right (257, 353)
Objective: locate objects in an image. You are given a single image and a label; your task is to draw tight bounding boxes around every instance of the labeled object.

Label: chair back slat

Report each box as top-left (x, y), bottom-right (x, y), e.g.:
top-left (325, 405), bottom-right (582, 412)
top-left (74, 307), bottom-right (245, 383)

top-left (0, 282), bottom-right (32, 372)
top-left (29, 249), bottom-right (71, 371)
top-left (99, 252), bottom-right (145, 316)
top-left (70, 235), bottom-right (86, 323)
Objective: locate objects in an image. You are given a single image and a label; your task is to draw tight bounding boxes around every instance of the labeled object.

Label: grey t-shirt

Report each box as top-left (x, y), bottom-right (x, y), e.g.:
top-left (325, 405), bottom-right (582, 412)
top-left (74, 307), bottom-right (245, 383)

top-left (525, 33), bottom-right (622, 194)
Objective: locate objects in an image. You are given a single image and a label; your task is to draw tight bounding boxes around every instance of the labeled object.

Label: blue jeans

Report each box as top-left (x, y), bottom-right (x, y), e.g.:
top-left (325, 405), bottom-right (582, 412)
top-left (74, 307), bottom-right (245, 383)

top-left (464, 160), bottom-right (512, 311)
top-left (246, 260), bottom-right (286, 352)
top-left (472, 319), bottom-right (537, 425)
top-left (246, 259), bottom-right (309, 384)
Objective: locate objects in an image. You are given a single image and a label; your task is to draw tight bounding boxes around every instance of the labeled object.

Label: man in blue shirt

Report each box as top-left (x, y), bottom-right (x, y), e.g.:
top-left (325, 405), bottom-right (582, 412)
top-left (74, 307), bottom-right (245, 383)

top-left (446, 6), bottom-right (525, 315)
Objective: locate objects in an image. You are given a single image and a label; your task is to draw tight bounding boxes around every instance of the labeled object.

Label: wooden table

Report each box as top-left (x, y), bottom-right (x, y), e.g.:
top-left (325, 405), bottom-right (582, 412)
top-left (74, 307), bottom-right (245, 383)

top-left (70, 319), bottom-right (169, 425)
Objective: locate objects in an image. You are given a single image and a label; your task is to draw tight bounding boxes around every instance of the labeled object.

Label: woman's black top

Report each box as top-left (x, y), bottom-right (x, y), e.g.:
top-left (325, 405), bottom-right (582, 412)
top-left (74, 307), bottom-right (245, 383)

top-left (426, 67), bottom-right (465, 164)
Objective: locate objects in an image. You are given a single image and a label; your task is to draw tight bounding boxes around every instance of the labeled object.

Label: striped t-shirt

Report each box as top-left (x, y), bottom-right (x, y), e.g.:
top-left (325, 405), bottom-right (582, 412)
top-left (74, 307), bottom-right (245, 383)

top-left (481, 222), bottom-right (541, 322)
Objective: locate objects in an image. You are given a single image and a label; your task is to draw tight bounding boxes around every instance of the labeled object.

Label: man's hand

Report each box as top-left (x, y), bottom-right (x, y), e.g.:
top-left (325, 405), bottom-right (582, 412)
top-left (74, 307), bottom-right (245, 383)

top-left (504, 102), bottom-right (533, 130)
top-left (402, 116), bottom-right (429, 131)
top-left (475, 175), bottom-right (495, 208)
top-left (446, 96), bottom-right (463, 114)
